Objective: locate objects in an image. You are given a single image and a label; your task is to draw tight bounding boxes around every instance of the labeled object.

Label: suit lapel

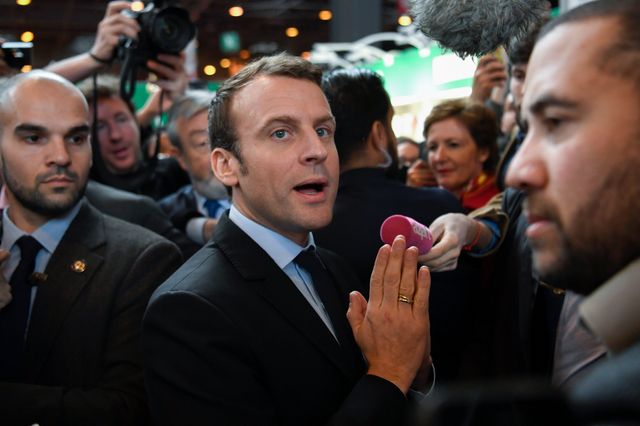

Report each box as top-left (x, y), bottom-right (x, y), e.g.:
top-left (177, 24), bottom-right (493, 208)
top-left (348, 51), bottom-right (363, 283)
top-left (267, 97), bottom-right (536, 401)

top-left (24, 202), bottom-right (105, 380)
top-left (213, 214), bottom-right (360, 379)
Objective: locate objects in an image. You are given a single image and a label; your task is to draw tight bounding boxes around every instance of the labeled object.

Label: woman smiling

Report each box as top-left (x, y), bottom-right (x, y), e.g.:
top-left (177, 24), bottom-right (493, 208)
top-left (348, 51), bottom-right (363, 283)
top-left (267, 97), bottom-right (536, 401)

top-left (424, 99), bottom-right (499, 211)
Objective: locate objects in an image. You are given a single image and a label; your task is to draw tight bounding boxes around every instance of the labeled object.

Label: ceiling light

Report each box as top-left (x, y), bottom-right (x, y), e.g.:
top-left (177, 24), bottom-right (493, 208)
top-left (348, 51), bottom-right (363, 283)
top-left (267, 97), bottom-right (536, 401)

top-left (285, 27), bottom-right (299, 38)
top-left (229, 6), bottom-right (244, 17)
top-left (16, 0), bottom-right (31, 6)
top-left (239, 49), bottom-right (250, 60)
top-left (398, 15), bottom-right (412, 26)
top-left (21, 65), bottom-right (32, 72)
top-left (204, 65), bottom-right (217, 76)
top-left (318, 10), bottom-right (332, 21)
top-left (131, 1), bottom-right (145, 12)
top-left (220, 58), bottom-right (231, 68)
top-left (20, 31), bottom-right (34, 42)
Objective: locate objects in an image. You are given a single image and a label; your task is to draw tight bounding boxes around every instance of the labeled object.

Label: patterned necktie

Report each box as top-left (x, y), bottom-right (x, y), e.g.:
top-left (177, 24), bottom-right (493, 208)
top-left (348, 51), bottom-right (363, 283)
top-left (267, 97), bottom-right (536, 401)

top-left (203, 199), bottom-right (222, 218)
top-left (0, 235), bottom-right (43, 380)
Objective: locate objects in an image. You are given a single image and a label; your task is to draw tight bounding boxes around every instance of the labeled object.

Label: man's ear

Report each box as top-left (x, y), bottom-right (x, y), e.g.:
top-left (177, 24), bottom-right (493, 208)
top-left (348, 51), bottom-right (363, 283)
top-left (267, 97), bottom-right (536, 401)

top-left (369, 120), bottom-right (388, 152)
top-left (211, 148), bottom-right (239, 187)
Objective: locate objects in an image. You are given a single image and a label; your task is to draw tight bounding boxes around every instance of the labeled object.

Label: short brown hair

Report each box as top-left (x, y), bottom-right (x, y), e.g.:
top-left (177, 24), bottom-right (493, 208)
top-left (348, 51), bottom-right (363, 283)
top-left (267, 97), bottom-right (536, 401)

top-left (423, 99), bottom-right (499, 173)
top-left (77, 73), bottom-right (136, 115)
top-left (539, 0), bottom-right (640, 92)
top-left (208, 53), bottom-right (322, 161)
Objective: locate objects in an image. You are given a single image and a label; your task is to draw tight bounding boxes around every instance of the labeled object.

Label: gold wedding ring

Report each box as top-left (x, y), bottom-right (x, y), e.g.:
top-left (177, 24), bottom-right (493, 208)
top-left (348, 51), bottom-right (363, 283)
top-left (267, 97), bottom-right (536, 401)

top-left (398, 294), bottom-right (413, 305)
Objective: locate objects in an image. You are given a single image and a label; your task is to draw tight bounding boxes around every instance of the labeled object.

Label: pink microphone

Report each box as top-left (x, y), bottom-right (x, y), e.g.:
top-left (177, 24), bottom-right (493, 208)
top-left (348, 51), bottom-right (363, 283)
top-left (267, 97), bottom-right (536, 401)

top-left (380, 215), bottom-right (433, 255)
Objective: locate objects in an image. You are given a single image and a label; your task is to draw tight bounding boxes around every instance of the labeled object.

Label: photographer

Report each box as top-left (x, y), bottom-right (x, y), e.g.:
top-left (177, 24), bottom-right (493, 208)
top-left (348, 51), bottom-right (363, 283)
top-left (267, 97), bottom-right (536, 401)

top-left (45, 1), bottom-right (192, 200)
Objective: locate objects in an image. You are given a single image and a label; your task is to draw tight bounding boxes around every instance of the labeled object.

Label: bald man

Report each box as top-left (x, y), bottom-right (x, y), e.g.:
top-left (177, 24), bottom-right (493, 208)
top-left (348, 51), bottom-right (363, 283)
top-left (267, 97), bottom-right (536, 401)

top-left (0, 71), bottom-right (181, 425)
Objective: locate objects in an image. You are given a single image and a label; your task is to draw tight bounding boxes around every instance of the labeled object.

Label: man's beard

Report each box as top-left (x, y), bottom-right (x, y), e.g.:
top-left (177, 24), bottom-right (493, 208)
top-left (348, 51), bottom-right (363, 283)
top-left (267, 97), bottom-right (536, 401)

top-left (192, 175), bottom-right (228, 200)
top-left (529, 155), bottom-right (640, 295)
top-left (3, 164), bottom-right (86, 217)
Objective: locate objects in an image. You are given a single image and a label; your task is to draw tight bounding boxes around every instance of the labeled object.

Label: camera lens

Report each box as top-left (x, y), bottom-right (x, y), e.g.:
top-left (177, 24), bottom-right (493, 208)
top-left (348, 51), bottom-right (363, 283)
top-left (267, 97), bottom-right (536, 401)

top-left (150, 7), bottom-right (195, 53)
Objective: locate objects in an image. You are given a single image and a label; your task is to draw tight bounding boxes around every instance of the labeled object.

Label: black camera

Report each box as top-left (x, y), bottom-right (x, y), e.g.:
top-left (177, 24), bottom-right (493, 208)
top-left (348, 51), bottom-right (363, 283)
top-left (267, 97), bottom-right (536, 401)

top-left (118, 0), bottom-right (196, 101)
top-left (119, 0), bottom-right (196, 61)
top-left (1, 42), bottom-right (33, 69)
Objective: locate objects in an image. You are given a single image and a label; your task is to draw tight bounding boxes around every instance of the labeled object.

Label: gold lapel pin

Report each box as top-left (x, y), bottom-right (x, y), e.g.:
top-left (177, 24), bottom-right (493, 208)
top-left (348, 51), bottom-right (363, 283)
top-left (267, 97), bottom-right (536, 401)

top-left (71, 259), bottom-right (87, 273)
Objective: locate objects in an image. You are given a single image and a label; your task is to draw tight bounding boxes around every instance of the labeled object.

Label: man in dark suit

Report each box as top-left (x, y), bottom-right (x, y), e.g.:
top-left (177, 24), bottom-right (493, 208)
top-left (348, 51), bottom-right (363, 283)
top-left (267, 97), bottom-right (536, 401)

top-left (504, 0), bottom-right (640, 419)
top-left (0, 71), bottom-right (182, 425)
top-left (158, 90), bottom-right (230, 245)
top-left (143, 54), bottom-right (432, 426)
top-left (85, 180), bottom-right (199, 258)
top-left (314, 68), bottom-right (477, 382)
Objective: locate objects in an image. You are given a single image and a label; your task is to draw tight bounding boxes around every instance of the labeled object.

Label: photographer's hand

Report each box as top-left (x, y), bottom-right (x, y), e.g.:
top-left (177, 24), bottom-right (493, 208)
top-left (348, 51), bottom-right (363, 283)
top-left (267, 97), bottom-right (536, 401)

top-left (137, 53), bottom-right (189, 127)
top-left (90, 1), bottom-right (140, 63)
top-left (45, 1), bottom-right (140, 82)
top-left (147, 53), bottom-right (189, 99)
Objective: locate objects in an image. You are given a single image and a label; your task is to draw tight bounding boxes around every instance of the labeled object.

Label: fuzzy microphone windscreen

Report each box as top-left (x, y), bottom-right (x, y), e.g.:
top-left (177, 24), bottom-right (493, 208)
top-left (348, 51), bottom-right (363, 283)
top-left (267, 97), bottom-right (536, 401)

top-left (409, 0), bottom-right (548, 58)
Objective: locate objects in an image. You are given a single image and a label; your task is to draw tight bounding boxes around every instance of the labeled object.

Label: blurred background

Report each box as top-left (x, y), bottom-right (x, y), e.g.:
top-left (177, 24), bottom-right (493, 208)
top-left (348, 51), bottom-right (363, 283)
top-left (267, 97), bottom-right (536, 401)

top-left (1, 0), bottom-right (567, 139)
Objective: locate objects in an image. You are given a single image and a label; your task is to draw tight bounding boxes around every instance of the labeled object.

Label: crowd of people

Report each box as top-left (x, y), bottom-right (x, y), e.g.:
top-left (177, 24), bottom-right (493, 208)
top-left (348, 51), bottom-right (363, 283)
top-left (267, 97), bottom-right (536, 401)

top-left (0, 0), bottom-right (639, 425)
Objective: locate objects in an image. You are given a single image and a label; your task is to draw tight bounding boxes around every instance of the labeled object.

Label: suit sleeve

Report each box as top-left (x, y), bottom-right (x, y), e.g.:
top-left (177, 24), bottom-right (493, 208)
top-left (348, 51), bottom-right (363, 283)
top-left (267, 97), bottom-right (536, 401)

top-left (0, 240), bottom-right (183, 426)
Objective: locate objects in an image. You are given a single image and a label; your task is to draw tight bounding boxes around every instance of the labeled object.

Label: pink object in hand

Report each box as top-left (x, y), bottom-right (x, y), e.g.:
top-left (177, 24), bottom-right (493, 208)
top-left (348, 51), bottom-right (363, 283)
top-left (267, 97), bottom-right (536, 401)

top-left (380, 215), bottom-right (434, 255)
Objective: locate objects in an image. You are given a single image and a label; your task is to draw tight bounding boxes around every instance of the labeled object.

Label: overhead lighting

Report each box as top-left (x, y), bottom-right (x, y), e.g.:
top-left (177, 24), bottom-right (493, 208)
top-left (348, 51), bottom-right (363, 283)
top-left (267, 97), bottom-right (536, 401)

top-left (204, 65), bottom-right (217, 76)
top-left (131, 1), bottom-right (145, 12)
top-left (20, 31), bottom-right (34, 42)
top-left (398, 15), bottom-right (412, 26)
top-left (318, 10), bottom-right (332, 21)
top-left (21, 65), bottom-right (32, 72)
top-left (301, 51), bottom-right (311, 60)
top-left (229, 6), bottom-right (244, 17)
top-left (285, 27), bottom-right (299, 38)
top-left (239, 49), bottom-right (250, 60)
top-left (220, 58), bottom-right (231, 68)
top-left (16, 0), bottom-right (31, 5)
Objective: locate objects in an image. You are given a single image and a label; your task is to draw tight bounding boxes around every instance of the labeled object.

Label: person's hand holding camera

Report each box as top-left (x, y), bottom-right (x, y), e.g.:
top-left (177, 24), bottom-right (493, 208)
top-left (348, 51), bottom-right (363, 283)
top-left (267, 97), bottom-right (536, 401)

top-left (90, 0), bottom-right (140, 64)
top-left (147, 52), bottom-right (189, 100)
top-left (136, 53), bottom-right (189, 128)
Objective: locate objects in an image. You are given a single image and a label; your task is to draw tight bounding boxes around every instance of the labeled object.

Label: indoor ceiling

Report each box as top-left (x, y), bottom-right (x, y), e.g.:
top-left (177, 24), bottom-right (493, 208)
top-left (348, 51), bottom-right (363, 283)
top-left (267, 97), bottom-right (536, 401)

top-left (0, 0), bottom-right (405, 80)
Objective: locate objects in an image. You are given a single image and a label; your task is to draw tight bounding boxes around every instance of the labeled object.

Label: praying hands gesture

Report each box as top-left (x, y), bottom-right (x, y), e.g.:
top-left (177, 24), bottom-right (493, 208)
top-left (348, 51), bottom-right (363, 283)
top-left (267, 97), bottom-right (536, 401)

top-left (347, 235), bottom-right (431, 394)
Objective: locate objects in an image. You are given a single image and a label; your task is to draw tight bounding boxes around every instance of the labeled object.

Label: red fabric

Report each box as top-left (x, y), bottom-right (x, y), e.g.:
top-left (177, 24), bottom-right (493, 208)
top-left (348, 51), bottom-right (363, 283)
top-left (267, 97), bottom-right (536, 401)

top-left (460, 172), bottom-right (499, 211)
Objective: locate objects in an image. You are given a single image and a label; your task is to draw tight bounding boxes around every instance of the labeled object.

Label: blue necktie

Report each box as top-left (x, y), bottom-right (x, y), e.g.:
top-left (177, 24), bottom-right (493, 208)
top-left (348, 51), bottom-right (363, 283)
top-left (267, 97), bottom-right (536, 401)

top-left (203, 199), bottom-right (222, 218)
top-left (0, 235), bottom-right (43, 380)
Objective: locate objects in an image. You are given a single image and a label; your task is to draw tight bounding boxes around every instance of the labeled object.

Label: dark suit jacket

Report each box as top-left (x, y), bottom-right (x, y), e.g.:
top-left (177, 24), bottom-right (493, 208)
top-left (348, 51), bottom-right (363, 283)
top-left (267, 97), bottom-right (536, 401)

top-left (0, 201), bottom-right (183, 426)
top-left (314, 168), bottom-right (479, 382)
top-left (570, 339), bottom-right (640, 423)
top-left (158, 184), bottom-right (203, 233)
top-left (143, 213), bottom-right (407, 426)
top-left (85, 180), bottom-right (200, 259)
top-left (464, 189), bottom-right (564, 380)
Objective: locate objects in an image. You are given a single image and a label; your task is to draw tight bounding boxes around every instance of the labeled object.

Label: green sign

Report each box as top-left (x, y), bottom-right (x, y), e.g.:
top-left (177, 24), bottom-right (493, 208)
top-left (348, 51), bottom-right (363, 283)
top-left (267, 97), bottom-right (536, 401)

top-left (220, 31), bottom-right (241, 53)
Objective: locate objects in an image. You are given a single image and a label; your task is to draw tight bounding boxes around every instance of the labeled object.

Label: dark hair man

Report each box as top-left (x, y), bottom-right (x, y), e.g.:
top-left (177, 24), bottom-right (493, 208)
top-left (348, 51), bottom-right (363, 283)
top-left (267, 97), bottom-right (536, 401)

top-left (143, 54), bottom-right (431, 425)
top-left (505, 0), bottom-right (640, 413)
top-left (315, 68), bottom-right (476, 383)
top-left (0, 71), bottom-right (182, 424)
